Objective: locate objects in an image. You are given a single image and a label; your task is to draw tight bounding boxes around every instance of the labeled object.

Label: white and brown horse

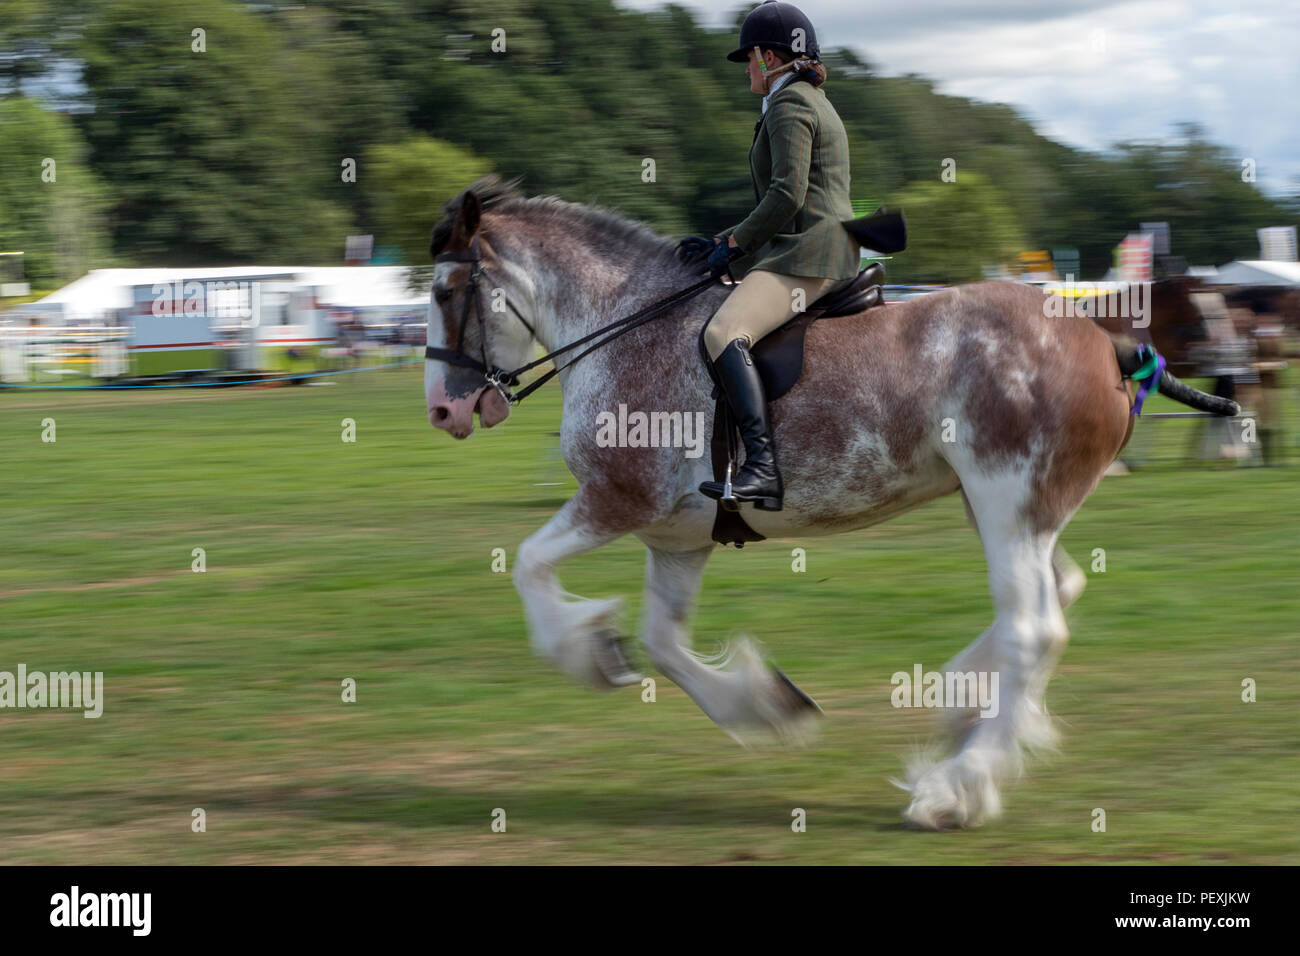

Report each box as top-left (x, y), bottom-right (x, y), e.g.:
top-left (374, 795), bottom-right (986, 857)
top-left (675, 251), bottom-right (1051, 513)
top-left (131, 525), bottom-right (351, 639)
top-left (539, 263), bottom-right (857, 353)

top-left (424, 177), bottom-right (1236, 829)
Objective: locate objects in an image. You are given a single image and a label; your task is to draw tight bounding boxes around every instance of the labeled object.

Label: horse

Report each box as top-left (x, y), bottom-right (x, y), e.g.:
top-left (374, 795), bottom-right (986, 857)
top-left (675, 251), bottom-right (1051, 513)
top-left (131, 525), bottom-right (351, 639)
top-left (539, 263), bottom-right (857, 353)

top-left (423, 176), bottom-right (1238, 829)
top-left (1075, 276), bottom-right (1208, 373)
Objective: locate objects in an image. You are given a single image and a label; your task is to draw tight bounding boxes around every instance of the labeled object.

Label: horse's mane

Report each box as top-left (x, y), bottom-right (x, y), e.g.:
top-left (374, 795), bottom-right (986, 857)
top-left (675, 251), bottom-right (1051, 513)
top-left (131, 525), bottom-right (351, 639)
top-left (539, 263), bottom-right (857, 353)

top-left (430, 174), bottom-right (524, 257)
top-left (431, 174), bottom-right (685, 274)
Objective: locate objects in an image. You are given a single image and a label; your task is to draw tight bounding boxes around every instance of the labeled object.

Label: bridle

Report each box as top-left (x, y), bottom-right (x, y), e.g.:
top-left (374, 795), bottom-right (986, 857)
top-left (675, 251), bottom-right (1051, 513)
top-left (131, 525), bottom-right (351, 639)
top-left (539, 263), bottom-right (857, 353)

top-left (424, 237), bottom-right (535, 402)
top-left (425, 236), bottom-right (718, 406)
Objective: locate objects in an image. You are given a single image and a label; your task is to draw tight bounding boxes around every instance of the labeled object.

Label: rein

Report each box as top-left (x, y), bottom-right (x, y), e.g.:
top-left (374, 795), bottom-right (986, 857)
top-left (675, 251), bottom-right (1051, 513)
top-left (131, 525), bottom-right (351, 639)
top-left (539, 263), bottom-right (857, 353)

top-left (425, 237), bottom-right (718, 405)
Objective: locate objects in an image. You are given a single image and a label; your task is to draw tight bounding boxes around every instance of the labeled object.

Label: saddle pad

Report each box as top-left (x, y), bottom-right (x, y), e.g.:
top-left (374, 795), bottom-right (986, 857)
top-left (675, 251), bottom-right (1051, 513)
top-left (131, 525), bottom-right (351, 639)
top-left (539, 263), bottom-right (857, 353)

top-left (699, 264), bottom-right (886, 548)
top-left (752, 267), bottom-right (883, 401)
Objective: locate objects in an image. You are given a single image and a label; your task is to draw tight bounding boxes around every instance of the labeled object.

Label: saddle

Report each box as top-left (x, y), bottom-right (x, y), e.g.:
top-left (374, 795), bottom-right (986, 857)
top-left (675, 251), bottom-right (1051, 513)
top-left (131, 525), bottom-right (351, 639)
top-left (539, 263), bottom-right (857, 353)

top-left (698, 262), bottom-right (888, 548)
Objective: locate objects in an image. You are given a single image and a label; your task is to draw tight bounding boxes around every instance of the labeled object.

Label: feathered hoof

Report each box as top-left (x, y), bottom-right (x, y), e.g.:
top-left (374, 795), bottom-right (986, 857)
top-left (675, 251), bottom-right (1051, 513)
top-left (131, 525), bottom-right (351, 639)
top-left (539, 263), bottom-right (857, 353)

top-left (590, 629), bottom-right (642, 689)
top-left (897, 755), bottom-right (1002, 831)
top-left (711, 642), bottom-right (825, 747)
top-left (770, 663), bottom-right (823, 718)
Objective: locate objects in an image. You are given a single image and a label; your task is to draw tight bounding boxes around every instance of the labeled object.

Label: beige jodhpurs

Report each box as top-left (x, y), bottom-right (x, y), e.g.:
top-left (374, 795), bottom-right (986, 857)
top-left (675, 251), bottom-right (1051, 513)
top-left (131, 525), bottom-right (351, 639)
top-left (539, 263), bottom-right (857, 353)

top-left (703, 270), bottom-right (843, 361)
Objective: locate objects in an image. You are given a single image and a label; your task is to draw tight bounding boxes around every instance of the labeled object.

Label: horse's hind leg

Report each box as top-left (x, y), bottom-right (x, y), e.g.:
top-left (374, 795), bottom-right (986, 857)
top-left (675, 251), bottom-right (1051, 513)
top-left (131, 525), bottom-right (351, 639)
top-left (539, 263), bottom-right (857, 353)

top-left (939, 536), bottom-right (1078, 749)
top-left (904, 476), bottom-right (1069, 829)
top-left (640, 544), bottom-right (821, 741)
top-left (514, 487), bottom-right (643, 689)
top-left (943, 491), bottom-right (1084, 725)
top-left (962, 488), bottom-right (1086, 613)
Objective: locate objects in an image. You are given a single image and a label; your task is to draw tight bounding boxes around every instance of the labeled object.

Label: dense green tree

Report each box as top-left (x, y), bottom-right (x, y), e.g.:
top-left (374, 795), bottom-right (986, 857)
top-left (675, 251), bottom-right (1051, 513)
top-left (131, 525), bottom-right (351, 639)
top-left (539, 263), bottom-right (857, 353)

top-left (886, 173), bottom-right (1026, 284)
top-left (364, 135), bottom-right (492, 264)
top-left (76, 0), bottom-right (353, 264)
top-left (1107, 128), bottom-right (1293, 266)
top-left (0, 96), bottom-right (112, 287)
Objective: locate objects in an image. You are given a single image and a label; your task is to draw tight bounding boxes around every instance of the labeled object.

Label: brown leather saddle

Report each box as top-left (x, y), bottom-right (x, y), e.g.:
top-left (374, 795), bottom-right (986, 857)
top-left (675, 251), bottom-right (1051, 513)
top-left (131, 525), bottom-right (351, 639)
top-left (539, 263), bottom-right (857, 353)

top-left (698, 262), bottom-right (888, 548)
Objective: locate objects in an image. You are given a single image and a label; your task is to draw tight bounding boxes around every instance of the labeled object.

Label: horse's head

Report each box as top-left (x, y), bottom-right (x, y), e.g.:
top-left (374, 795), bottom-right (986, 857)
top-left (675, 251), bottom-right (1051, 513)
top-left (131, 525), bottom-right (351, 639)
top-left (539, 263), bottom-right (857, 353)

top-left (425, 176), bottom-right (534, 439)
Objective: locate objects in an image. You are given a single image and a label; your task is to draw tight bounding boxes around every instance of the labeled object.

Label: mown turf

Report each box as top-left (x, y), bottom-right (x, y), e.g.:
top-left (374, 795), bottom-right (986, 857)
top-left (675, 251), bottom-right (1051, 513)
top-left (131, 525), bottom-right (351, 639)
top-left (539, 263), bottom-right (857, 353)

top-left (1, 367), bottom-right (1296, 864)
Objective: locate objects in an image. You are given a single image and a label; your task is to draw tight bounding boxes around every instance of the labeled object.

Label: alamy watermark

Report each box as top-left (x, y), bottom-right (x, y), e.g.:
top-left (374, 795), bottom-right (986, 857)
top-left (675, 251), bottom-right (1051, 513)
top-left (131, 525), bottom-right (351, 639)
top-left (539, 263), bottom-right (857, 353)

top-left (0, 665), bottom-right (103, 718)
top-left (151, 280), bottom-right (260, 320)
top-left (1043, 280), bottom-right (1151, 328)
top-left (50, 886), bottom-right (150, 936)
top-left (594, 404), bottom-right (706, 458)
top-left (890, 664), bottom-right (999, 718)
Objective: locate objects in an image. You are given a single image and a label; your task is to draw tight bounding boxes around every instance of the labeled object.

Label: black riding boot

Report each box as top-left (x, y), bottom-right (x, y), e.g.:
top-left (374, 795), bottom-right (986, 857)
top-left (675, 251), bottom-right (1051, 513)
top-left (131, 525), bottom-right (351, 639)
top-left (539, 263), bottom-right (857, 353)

top-left (699, 338), bottom-right (784, 511)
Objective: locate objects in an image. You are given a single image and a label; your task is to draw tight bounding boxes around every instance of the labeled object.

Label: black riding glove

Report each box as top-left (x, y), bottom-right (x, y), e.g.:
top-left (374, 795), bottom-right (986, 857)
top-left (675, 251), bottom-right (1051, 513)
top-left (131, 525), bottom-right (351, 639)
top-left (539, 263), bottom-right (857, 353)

top-left (706, 237), bottom-right (744, 279)
top-left (675, 235), bottom-right (713, 264)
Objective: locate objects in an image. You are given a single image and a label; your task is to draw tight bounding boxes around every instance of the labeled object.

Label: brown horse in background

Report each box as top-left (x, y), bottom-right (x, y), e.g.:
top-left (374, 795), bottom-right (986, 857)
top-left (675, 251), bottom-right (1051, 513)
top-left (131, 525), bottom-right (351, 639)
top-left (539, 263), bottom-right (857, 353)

top-left (1078, 276), bottom-right (1208, 373)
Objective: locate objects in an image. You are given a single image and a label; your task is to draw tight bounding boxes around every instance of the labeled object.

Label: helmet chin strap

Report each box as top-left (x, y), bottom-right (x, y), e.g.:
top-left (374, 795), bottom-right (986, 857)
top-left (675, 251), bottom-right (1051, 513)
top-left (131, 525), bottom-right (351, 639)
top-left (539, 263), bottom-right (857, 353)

top-left (755, 46), bottom-right (815, 94)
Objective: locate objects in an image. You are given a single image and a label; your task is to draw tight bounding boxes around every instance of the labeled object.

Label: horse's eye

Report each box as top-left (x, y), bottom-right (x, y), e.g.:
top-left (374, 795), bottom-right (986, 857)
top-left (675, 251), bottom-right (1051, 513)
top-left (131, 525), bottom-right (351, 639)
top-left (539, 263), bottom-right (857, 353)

top-left (435, 289), bottom-right (453, 304)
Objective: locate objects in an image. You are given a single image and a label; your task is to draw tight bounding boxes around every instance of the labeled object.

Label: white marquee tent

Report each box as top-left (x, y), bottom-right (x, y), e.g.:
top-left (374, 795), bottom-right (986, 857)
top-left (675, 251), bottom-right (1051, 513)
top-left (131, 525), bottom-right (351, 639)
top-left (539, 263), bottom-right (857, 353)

top-left (17, 266), bottom-right (429, 325)
top-left (1204, 260), bottom-right (1300, 288)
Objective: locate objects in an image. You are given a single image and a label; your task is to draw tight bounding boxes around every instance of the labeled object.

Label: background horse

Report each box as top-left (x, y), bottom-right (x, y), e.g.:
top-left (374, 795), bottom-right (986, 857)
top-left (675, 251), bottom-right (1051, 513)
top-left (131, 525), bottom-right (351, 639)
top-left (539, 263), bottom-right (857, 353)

top-left (1080, 276), bottom-right (1207, 373)
top-left (424, 176), bottom-right (1235, 829)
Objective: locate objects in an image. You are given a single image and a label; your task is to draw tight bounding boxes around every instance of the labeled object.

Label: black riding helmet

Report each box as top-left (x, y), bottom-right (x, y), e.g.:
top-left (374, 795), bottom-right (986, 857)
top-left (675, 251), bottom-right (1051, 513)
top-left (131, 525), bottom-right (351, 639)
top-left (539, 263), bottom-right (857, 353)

top-left (726, 1), bottom-right (820, 62)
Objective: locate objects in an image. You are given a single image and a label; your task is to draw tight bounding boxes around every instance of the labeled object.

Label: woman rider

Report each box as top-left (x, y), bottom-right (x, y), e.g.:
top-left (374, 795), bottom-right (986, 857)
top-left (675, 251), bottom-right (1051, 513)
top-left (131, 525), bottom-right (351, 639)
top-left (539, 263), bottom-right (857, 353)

top-left (679, 1), bottom-right (861, 512)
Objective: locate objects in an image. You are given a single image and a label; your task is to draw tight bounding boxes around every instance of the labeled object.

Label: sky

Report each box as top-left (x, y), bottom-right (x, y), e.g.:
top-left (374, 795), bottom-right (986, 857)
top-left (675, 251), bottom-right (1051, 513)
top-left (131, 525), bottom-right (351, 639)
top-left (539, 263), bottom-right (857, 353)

top-left (617, 0), bottom-right (1300, 197)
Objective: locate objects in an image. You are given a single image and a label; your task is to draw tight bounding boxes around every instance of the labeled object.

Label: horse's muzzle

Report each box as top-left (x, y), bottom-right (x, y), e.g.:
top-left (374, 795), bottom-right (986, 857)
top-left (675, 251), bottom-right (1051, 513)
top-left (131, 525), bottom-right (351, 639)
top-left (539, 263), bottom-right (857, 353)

top-left (427, 379), bottom-right (511, 438)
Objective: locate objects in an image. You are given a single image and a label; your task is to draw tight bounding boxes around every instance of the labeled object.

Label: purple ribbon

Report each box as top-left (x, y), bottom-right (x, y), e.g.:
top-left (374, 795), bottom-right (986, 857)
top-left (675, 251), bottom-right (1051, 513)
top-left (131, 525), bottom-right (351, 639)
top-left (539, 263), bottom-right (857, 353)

top-left (1131, 351), bottom-right (1166, 417)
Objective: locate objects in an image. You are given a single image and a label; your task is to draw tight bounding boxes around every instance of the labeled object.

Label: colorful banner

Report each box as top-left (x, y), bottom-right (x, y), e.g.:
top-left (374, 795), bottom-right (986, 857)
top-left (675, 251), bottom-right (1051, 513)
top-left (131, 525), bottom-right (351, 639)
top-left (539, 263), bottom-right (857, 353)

top-left (1117, 233), bottom-right (1154, 282)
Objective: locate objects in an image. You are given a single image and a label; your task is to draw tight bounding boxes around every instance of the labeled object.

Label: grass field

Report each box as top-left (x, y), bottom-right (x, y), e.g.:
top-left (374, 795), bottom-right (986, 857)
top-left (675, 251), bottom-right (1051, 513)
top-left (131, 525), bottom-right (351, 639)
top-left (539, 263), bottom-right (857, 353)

top-left (2, 365), bottom-right (1297, 864)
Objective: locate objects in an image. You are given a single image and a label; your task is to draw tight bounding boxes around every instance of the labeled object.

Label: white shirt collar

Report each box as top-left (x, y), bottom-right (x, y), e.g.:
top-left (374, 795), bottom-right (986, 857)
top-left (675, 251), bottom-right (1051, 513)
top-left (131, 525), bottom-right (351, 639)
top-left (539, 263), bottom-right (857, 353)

top-left (762, 71), bottom-right (795, 114)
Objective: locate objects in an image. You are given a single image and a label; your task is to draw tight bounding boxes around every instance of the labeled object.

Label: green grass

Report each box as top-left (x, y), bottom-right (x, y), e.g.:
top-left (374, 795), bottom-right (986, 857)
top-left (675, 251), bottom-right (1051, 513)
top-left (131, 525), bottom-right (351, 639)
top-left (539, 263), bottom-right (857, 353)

top-left (1, 368), bottom-right (1297, 864)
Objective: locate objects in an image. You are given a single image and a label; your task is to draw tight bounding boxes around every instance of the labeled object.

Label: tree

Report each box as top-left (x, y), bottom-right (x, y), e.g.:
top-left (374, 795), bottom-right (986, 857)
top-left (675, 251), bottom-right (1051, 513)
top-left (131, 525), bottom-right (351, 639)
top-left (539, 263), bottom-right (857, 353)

top-left (0, 0), bottom-right (91, 99)
top-left (886, 173), bottom-right (1026, 284)
top-left (76, 0), bottom-right (353, 264)
top-left (0, 96), bottom-right (112, 287)
top-left (364, 136), bottom-right (493, 265)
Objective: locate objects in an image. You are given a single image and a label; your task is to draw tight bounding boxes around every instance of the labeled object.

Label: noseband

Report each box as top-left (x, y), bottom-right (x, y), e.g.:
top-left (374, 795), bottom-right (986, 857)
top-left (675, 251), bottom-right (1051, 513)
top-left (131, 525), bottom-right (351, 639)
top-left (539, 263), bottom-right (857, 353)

top-left (425, 236), bottom-right (718, 406)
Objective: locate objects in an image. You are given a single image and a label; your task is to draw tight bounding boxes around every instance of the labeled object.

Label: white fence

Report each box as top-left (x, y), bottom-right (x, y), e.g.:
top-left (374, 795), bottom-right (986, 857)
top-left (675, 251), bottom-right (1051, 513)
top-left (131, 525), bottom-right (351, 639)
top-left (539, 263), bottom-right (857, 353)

top-left (0, 324), bottom-right (129, 384)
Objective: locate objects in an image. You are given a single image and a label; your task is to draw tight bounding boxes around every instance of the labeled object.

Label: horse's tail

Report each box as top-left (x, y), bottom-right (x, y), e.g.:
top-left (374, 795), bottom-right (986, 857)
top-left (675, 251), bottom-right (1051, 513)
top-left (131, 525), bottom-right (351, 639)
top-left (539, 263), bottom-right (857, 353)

top-left (1109, 334), bottom-right (1240, 416)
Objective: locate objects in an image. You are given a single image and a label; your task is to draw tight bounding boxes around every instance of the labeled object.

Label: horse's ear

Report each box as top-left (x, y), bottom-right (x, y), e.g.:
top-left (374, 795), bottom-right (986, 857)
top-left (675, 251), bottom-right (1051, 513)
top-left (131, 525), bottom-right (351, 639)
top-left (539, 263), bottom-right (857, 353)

top-left (431, 188), bottom-right (484, 259)
top-left (452, 190), bottom-right (482, 245)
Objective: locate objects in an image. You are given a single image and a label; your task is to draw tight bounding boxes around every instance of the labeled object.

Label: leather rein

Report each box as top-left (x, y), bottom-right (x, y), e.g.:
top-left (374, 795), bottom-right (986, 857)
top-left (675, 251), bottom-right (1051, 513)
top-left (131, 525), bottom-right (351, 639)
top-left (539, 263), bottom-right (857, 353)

top-left (424, 237), bottom-right (718, 405)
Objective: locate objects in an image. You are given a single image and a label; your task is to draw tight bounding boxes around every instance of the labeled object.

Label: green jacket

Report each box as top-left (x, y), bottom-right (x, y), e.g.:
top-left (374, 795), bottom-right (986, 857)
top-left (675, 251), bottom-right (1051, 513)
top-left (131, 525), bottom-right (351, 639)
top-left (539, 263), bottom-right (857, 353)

top-left (727, 78), bottom-right (860, 281)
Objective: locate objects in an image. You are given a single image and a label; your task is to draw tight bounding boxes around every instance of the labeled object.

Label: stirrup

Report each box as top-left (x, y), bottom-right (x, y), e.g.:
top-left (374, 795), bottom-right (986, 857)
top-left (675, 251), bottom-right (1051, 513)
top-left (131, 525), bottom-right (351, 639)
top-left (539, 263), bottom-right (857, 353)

top-left (719, 459), bottom-right (739, 512)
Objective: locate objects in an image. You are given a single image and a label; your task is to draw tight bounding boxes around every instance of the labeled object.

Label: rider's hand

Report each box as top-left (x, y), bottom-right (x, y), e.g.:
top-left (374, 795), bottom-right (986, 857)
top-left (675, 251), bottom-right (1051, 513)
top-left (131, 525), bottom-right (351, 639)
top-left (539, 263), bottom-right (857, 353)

top-left (706, 236), bottom-right (744, 278)
top-left (675, 235), bottom-right (713, 265)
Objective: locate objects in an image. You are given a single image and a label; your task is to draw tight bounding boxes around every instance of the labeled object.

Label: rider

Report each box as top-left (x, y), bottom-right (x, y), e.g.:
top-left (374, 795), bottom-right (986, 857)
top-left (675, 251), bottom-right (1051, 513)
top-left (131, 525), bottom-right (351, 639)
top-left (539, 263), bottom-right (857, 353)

top-left (679, 1), bottom-right (861, 512)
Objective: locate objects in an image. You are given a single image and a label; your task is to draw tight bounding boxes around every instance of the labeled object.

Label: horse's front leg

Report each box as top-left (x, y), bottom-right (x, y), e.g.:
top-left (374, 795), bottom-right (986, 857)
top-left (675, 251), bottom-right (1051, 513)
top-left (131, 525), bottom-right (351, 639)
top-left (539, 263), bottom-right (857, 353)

top-left (641, 544), bottom-right (822, 742)
top-left (514, 486), bottom-right (642, 689)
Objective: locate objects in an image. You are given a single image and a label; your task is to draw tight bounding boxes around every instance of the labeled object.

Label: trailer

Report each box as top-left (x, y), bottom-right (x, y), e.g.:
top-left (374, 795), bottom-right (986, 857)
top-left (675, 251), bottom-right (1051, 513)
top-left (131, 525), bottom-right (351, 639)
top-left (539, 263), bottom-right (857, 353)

top-left (127, 283), bottom-right (224, 377)
top-left (249, 283), bottom-right (336, 375)
top-left (8, 266), bottom-right (427, 384)
top-left (127, 273), bottom-right (333, 378)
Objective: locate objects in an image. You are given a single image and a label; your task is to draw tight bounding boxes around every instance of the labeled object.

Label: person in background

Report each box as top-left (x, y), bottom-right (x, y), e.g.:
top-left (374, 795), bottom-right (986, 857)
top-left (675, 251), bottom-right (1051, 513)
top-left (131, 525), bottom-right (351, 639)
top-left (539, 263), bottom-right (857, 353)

top-left (1252, 319), bottom-right (1287, 466)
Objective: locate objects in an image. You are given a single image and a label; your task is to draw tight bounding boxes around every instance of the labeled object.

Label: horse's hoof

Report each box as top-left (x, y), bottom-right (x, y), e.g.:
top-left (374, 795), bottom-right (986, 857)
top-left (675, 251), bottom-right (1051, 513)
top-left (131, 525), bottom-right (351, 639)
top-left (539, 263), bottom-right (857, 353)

top-left (592, 630), bottom-right (642, 688)
top-left (770, 663), bottom-right (823, 716)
